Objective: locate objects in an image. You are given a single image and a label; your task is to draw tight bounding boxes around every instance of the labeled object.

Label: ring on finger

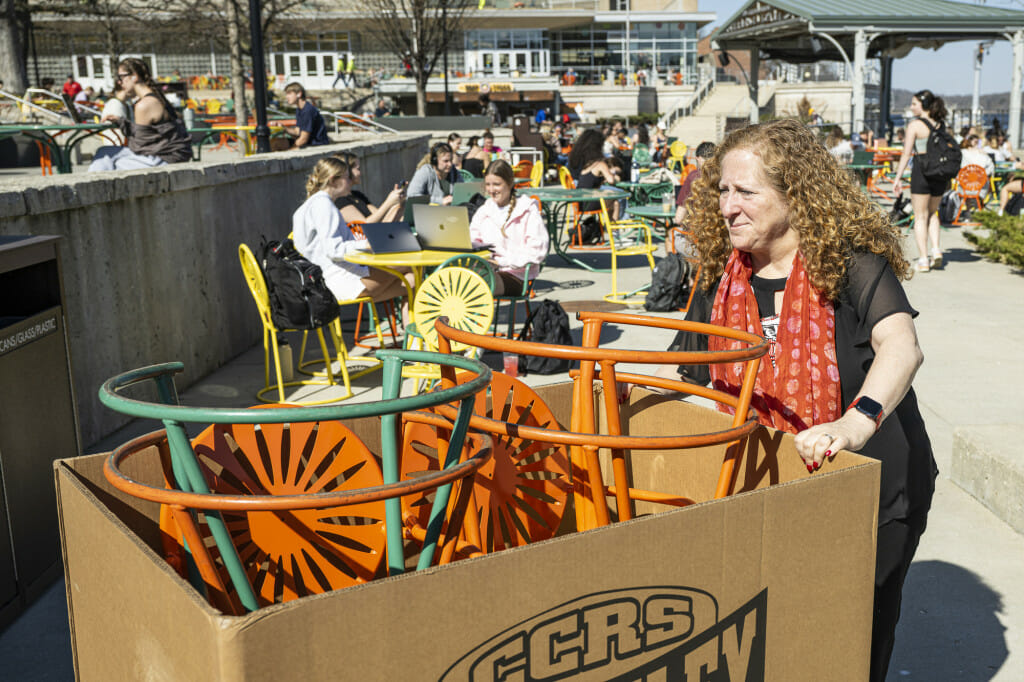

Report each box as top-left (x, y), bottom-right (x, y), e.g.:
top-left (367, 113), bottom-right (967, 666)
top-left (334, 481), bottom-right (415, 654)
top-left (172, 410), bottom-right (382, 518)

top-left (819, 433), bottom-right (833, 442)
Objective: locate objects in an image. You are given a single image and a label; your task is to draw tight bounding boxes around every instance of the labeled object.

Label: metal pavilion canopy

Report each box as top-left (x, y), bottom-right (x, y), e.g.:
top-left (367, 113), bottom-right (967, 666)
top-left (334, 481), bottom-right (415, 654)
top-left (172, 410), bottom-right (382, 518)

top-left (711, 0), bottom-right (1024, 146)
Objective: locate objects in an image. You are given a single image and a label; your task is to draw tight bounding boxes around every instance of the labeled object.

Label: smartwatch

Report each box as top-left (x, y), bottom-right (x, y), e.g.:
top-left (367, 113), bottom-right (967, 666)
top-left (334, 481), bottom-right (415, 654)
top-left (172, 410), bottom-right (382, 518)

top-left (847, 396), bottom-right (884, 429)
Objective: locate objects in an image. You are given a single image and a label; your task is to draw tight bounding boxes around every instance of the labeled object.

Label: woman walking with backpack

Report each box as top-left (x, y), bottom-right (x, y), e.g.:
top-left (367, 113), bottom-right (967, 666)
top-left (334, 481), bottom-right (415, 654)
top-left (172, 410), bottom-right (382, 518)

top-left (892, 90), bottom-right (958, 272)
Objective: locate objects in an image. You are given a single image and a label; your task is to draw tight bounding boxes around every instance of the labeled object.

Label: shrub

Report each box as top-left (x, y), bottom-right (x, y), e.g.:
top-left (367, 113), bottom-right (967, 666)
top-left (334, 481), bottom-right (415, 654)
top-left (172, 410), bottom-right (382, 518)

top-left (964, 210), bottom-right (1024, 267)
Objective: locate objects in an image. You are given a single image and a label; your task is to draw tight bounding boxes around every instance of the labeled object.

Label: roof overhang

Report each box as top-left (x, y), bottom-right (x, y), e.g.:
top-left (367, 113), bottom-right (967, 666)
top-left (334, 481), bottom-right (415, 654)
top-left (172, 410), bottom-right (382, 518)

top-left (711, 0), bottom-right (1024, 63)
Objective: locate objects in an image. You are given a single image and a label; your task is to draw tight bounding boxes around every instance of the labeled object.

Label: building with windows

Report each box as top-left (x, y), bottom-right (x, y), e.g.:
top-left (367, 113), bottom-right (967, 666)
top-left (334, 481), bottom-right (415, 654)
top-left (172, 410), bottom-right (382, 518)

top-left (25, 0), bottom-right (714, 114)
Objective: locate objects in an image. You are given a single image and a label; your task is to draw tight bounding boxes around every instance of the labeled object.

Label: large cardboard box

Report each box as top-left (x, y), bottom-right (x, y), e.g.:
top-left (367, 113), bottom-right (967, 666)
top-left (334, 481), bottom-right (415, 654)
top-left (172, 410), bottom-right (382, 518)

top-left (56, 383), bottom-right (880, 680)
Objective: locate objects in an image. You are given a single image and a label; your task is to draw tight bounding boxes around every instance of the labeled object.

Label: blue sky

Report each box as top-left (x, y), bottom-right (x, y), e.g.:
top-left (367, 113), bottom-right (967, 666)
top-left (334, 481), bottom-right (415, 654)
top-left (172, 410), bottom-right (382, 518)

top-left (705, 0), bottom-right (1018, 96)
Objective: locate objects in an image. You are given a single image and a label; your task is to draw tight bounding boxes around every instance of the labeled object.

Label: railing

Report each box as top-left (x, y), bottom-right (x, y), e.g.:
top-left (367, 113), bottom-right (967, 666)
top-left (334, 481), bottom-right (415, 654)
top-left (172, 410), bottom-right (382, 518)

top-left (327, 111), bottom-right (398, 135)
top-left (0, 89), bottom-right (70, 123)
top-left (659, 76), bottom-right (714, 131)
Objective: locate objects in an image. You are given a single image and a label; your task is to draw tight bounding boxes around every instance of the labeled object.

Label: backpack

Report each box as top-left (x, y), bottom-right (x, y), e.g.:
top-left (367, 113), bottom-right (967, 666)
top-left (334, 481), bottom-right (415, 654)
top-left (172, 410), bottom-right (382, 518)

top-left (259, 237), bottom-right (340, 330)
top-left (644, 253), bottom-right (692, 312)
top-left (937, 189), bottom-right (961, 225)
top-left (919, 119), bottom-right (962, 181)
top-left (516, 300), bottom-right (573, 375)
top-left (578, 215), bottom-right (603, 245)
top-left (889, 193), bottom-right (912, 225)
top-left (1006, 192), bottom-right (1024, 217)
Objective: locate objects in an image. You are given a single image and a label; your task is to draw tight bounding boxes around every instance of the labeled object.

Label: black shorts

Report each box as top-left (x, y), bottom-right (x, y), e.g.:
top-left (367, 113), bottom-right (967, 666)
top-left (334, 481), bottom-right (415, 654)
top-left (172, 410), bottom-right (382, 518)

top-left (910, 162), bottom-right (950, 196)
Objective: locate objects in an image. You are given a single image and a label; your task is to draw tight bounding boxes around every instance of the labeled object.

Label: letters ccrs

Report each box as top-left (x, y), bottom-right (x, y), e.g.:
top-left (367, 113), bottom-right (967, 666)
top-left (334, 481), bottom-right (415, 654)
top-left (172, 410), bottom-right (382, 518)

top-left (441, 587), bottom-right (767, 681)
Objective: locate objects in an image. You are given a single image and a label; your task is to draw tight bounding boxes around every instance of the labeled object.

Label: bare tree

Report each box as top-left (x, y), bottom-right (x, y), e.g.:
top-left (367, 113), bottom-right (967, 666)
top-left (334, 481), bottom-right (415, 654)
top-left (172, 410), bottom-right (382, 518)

top-left (363, 0), bottom-right (476, 116)
top-left (178, 0), bottom-right (308, 128)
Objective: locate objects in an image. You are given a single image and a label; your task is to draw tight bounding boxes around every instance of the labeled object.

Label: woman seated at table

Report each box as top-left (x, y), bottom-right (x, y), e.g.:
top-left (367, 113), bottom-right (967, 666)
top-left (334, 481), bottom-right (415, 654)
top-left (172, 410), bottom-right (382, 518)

top-left (408, 142), bottom-right (457, 205)
top-left (331, 151), bottom-right (406, 224)
top-left (569, 128), bottom-right (622, 220)
top-left (293, 158), bottom-right (410, 305)
top-left (462, 136), bottom-right (486, 177)
top-left (469, 160), bottom-right (548, 295)
top-left (89, 58), bottom-right (191, 171)
top-left (659, 119), bottom-right (935, 682)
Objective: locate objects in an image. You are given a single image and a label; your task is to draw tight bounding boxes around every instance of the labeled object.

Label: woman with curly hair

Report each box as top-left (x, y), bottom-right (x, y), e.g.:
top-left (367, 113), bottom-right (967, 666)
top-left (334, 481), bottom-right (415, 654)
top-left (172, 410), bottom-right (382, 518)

top-left (663, 118), bottom-right (936, 682)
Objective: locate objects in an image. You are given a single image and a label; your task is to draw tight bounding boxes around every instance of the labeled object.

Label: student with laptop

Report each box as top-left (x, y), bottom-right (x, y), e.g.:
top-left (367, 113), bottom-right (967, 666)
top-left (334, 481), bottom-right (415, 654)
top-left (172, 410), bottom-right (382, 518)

top-left (293, 158), bottom-right (411, 305)
top-left (469, 160), bottom-right (549, 295)
top-left (407, 142), bottom-right (458, 205)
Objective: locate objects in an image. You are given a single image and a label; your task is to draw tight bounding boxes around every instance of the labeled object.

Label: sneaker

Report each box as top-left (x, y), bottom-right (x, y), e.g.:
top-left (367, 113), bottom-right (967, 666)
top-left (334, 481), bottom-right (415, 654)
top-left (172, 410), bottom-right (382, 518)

top-left (915, 257), bottom-right (930, 273)
top-left (929, 250), bottom-right (943, 269)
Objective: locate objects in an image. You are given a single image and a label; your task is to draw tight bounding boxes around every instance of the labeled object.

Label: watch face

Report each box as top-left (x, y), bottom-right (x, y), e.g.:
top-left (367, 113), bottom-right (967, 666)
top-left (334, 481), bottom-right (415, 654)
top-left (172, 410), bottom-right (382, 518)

top-left (854, 396), bottom-right (883, 420)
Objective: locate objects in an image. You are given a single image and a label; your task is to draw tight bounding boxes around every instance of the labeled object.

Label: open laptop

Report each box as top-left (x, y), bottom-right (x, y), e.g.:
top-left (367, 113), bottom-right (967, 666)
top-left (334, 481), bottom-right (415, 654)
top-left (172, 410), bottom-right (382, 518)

top-left (412, 205), bottom-right (484, 252)
top-left (451, 181), bottom-right (485, 206)
top-left (359, 221), bottom-right (423, 254)
top-left (403, 195), bottom-right (430, 225)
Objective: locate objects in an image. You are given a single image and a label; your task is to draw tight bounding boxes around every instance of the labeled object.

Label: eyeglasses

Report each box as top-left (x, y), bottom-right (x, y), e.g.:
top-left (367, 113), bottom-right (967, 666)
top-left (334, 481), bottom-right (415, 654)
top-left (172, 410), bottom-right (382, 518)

top-left (116, 73), bottom-right (132, 80)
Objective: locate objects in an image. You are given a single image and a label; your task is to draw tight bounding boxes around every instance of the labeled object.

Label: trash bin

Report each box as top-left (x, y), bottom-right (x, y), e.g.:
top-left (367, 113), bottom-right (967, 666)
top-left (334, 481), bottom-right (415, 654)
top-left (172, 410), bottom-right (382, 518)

top-left (0, 235), bottom-right (80, 629)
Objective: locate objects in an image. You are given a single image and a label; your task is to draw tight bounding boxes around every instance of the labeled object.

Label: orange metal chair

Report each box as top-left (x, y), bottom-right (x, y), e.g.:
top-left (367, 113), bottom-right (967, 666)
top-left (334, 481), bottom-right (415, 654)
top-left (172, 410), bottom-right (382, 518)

top-left (401, 371), bottom-right (572, 561)
top-left (558, 167), bottom-right (606, 249)
top-left (430, 315), bottom-right (767, 532)
top-left (100, 353), bottom-right (493, 614)
top-left (953, 164), bottom-right (988, 225)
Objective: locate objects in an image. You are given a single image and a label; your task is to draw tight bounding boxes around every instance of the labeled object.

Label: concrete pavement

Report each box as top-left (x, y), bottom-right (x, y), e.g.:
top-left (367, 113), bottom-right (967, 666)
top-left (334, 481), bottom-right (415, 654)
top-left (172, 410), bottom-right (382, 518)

top-left (0, 220), bottom-right (1021, 680)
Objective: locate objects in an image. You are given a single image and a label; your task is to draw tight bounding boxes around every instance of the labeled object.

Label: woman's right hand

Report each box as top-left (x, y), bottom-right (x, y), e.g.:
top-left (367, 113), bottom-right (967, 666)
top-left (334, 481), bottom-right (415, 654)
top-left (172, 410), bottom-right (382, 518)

top-left (385, 185), bottom-right (405, 207)
top-left (892, 177), bottom-right (903, 195)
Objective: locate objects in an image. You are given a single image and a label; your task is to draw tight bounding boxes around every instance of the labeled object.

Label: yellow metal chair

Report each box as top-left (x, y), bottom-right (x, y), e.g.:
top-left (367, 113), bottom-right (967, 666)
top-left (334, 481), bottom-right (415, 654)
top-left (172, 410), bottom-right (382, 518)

top-left (403, 266), bottom-right (494, 390)
top-left (666, 140), bottom-right (687, 172)
top-left (598, 199), bottom-right (656, 305)
top-left (528, 158), bottom-right (545, 188)
top-left (239, 244), bottom-right (375, 404)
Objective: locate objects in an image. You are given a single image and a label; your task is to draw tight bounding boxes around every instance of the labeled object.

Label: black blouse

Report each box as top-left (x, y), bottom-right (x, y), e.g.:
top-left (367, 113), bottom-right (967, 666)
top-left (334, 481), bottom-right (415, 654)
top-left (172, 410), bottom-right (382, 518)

top-left (335, 189), bottom-right (372, 218)
top-left (668, 252), bottom-right (937, 525)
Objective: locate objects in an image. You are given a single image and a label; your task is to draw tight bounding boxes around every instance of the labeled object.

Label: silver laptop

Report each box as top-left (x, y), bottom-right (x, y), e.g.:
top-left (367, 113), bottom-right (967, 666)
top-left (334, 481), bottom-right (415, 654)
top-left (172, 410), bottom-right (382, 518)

top-left (412, 205), bottom-right (478, 252)
top-left (360, 221), bottom-right (422, 253)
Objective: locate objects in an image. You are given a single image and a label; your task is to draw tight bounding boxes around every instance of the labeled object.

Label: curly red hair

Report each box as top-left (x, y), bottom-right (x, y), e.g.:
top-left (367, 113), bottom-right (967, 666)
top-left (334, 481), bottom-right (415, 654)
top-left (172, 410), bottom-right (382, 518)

top-left (687, 119), bottom-right (910, 301)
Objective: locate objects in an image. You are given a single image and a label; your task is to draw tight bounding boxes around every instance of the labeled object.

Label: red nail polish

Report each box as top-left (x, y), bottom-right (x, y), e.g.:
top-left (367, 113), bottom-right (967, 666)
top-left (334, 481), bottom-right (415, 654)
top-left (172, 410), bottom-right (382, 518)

top-left (813, 461), bottom-right (820, 470)
top-left (824, 450), bottom-right (832, 458)
top-left (807, 464), bottom-right (814, 473)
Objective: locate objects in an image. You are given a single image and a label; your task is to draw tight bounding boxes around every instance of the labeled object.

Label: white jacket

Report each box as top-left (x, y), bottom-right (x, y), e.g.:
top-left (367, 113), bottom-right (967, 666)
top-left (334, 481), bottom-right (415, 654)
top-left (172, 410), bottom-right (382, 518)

top-left (469, 194), bottom-right (549, 282)
top-left (292, 191), bottom-right (368, 301)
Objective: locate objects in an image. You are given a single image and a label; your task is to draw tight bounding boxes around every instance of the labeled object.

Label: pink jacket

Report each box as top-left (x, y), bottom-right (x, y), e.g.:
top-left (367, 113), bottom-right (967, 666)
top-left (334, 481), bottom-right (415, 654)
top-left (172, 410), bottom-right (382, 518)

top-left (469, 194), bottom-right (549, 281)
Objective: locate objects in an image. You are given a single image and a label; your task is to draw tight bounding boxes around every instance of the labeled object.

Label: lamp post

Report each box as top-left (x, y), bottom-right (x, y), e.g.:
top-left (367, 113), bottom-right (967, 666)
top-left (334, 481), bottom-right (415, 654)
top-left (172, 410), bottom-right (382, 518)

top-left (443, 0), bottom-right (451, 115)
top-left (248, 0), bottom-right (270, 153)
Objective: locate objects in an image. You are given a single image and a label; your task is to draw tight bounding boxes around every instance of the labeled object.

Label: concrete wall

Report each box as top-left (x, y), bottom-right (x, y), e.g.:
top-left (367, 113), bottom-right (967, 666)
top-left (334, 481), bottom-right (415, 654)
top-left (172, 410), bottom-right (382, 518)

top-left (0, 133), bottom-right (429, 446)
top-left (773, 82), bottom-right (853, 129)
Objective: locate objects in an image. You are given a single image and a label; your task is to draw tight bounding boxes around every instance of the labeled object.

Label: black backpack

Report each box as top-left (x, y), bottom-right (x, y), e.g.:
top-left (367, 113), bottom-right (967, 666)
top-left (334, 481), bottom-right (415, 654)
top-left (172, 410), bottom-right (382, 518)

top-left (919, 119), bottom-right (962, 181)
top-left (259, 237), bottom-right (340, 330)
top-left (889, 193), bottom-right (912, 225)
top-left (577, 215), bottom-right (603, 245)
top-left (1006, 192), bottom-right (1024, 217)
top-left (644, 253), bottom-right (692, 312)
top-left (937, 189), bottom-right (961, 225)
top-left (516, 300), bottom-right (573, 375)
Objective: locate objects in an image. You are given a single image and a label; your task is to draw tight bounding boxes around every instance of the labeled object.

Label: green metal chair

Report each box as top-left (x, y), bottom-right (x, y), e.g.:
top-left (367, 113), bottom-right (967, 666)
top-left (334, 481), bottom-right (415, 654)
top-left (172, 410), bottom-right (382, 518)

top-left (436, 253), bottom-right (496, 291)
top-left (99, 351), bottom-right (491, 614)
top-left (458, 168), bottom-right (477, 182)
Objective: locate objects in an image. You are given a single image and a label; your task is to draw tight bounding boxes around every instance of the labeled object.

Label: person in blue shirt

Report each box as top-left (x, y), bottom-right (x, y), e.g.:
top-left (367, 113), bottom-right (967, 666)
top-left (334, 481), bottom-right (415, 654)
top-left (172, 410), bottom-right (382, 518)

top-left (283, 82), bottom-right (330, 148)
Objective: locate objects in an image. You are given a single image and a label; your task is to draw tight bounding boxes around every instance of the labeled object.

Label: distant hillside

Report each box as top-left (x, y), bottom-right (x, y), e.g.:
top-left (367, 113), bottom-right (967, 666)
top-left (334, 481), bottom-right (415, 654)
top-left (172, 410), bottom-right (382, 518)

top-left (892, 88), bottom-right (1011, 110)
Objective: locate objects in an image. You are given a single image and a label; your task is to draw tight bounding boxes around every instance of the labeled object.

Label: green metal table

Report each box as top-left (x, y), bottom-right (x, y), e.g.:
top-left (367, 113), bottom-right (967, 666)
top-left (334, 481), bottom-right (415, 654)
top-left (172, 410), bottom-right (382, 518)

top-left (0, 122), bottom-right (117, 173)
top-left (528, 186), bottom-right (627, 272)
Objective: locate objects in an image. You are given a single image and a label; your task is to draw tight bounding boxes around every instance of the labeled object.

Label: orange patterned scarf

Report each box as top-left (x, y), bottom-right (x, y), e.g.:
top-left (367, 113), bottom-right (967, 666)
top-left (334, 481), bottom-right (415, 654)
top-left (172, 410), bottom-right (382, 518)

top-left (709, 250), bottom-right (841, 433)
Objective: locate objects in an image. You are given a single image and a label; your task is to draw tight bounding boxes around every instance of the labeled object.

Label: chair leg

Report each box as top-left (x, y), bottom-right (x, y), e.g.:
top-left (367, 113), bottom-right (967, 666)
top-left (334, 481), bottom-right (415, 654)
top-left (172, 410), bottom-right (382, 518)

top-left (269, 330), bottom-right (286, 403)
